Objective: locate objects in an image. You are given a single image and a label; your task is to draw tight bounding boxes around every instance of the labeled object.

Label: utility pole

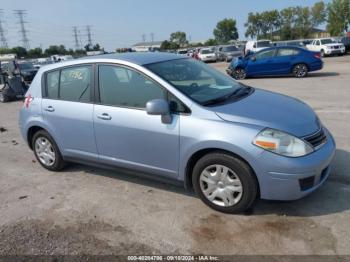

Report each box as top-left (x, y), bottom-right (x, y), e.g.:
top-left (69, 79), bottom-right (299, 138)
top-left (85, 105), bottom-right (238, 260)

top-left (150, 33), bottom-right (154, 43)
top-left (0, 9), bottom-right (8, 48)
top-left (86, 25), bottom-right (93, 47)
top-left (13, 9), bottom-right (30, 49)
top-left (73, 26), bottom-right (80, 50)
top-left (142, 34), bottom-right (146, 43)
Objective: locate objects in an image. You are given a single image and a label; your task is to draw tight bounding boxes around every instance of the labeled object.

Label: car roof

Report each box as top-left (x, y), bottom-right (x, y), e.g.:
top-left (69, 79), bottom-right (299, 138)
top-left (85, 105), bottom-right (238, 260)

top-left (82, 52), bottom-right (186, 65)
top-left (38, 52), bottom-right (187, 72)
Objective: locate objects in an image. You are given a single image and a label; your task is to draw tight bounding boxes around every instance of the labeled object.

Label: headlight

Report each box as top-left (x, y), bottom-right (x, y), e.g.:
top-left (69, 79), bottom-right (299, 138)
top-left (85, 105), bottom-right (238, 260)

top-left (253, 128), bottom-right (313, 157)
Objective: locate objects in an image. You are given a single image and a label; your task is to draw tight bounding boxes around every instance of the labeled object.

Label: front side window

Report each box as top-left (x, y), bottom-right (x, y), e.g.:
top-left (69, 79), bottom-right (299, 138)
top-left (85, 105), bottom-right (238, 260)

top-left (98, 65), bottom-right (166, 108)
top-left (145, 58), bottom-right (246, 105)
top-left (255, 49), bottom-right (275, 60)
top-left (45, 65), bottom-right (92, 102)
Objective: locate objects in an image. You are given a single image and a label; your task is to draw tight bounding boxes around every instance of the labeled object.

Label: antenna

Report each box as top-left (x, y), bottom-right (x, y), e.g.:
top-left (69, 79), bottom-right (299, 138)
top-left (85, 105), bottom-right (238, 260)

top-left (13, 9), bottom-right (30, 49)
top-left (0, 9), bottom-right (8, 48)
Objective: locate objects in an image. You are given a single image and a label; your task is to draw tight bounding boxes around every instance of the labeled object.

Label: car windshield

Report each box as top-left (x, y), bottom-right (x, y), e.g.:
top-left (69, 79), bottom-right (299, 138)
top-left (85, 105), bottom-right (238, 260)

top-left (257, 41), bottom-right (271, 47)
top-left (223, 46), bottom-right (239, 52)
top-left (146, 58), bottom-right (248, 106)
top-left (201, 49), bottom-right (212, 54)
top-left (321, 39), bottom-right (335, 45)
top-left (18, 63), bottom-right (34, 70)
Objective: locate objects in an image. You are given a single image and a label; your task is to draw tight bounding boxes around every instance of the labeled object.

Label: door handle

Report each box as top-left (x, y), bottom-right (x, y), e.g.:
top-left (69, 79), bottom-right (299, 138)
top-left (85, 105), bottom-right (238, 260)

top-left (97, 113), bottom-right (112, 120)
top-left (44, 106), bottom-right (55, 112)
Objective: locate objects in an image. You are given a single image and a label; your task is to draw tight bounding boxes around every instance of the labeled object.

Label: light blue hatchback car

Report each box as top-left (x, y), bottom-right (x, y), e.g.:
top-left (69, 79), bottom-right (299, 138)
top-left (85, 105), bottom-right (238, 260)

top-left (19, 52), bottom-right (336, 213)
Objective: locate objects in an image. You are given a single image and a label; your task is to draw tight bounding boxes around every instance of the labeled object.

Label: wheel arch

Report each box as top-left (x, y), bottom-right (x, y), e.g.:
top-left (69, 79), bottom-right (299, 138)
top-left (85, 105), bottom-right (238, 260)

top-left (184, 148), bottom-right (260, 196)
top-left (27, 125), bottom-right (46, 150)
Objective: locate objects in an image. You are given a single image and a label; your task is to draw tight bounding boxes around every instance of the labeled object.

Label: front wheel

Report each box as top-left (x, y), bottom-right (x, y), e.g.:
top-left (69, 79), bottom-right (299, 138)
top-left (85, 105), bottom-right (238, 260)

top-left (292, 64), bottom-right (308, 78)
top-left (192, 152), bottom-right (258, 214)
top-left (233, 68), bottom-right (247, 80)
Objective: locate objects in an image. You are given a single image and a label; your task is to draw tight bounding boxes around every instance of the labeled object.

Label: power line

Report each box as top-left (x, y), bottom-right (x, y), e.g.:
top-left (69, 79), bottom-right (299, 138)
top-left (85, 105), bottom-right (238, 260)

top-left (13, 9), bottom-right (30, 49)
top-left (86, 25), bottom-right (93, 47)
top-left (0, 9), bottom-right (8, 48)
top-left (72, 26), bottom-right (80, 49)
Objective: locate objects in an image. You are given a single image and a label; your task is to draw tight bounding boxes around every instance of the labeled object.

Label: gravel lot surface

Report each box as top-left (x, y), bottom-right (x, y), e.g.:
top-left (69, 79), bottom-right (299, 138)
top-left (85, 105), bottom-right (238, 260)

top-left (0, 55), bottom-right (349, 255)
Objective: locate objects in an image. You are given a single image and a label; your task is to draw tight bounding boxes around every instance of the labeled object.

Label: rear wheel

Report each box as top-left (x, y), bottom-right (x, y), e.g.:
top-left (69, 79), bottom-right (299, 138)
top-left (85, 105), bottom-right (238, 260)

top-left (192, 152), bottom-right (258, 213)
top-left (292, 63), bottom-right (308, 78)
top-left (0, 84), bottom-right (10, 103)
top-left (32, 130), bottom-right (66, 171)
top-left (234, 68), bottom-right (247, 80)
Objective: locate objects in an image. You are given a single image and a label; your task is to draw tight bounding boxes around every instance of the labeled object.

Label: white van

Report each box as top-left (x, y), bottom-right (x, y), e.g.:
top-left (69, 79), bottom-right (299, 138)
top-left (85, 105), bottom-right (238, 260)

top-left (245, 40), bottom-right (271, 54)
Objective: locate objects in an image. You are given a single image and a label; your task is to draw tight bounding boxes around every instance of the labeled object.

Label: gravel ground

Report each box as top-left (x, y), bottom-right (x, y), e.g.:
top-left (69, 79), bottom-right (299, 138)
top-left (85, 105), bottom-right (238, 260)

top-left (0, 55), bottom-right (349, 256)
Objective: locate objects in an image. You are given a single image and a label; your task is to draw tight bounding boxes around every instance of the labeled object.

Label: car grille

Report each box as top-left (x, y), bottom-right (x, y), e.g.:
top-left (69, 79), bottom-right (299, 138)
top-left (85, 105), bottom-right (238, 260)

top-left (303, 128), bottom-right (327, 149)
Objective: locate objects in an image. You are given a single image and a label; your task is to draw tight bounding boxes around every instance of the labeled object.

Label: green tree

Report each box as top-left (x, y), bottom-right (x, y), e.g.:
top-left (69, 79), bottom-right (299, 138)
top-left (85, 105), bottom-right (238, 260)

top-left (44, 45), bottom-right (67, 56)
top-left (294, 7), bottom-right (312, 38)
top-left (279, 7), bottom-right (297, 40)
top-left (204, 38), bottom-right (218, 46)
top-left (170, 31), bottom-right (188, 47)
top-left (160, 40), bottom-right (179, 50)
top-left (11, 46), bottom-right (27, 58)
top-left (311, 1), bottom-right (327, 27)
top-left (27, 48), bottom-right (43, 58)
top-left (327, 0), bottom-right (350, 36)
top-left (93, 43), bottom-right (101, 51)
top-left (0, 48), bottom-right (12, 55)
top-left (214, 18), bottom-right (239, 44)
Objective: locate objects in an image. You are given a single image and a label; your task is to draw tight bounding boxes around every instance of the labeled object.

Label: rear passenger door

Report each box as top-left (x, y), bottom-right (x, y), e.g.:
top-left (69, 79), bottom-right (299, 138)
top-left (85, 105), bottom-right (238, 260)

top-left (42, 65), bottom-right (98, 161)
top-left (93, 64), bottom-right (180, 178)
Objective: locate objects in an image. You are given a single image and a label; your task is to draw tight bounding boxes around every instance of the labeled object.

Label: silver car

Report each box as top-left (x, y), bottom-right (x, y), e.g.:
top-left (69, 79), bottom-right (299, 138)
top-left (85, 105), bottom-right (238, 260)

top-left (19, 52), bottom-right (335, 213)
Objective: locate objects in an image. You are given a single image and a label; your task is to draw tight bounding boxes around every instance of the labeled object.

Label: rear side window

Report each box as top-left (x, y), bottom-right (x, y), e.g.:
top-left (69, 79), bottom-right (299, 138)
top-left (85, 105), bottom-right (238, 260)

top-left (98, 65), bottom-right (166, 108)
top-left (45, 65), bottom-right (92, 102)
top-left (46, 70), bottom-right (59, 99)
top-left (276, 48), bottom-right (299, 56)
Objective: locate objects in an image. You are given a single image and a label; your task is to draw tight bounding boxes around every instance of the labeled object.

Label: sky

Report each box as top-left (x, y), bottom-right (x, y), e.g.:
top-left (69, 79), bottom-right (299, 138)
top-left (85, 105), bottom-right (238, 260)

top-left (0, 0), bottom-right (331, 51)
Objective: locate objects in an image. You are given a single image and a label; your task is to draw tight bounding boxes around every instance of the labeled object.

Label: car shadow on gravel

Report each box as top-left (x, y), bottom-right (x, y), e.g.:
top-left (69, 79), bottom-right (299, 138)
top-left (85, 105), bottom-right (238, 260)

top-left (63, 149), bottom-right (350, 217)
top-left (251, 149), bottom-right (350, 217)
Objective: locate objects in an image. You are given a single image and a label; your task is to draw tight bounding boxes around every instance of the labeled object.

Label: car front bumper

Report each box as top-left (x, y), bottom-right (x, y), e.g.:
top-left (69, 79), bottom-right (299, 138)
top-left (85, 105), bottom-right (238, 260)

top-left (325, 48), bottom-right (345, 55)
top-left (254, 128), bottom-right (336, 201)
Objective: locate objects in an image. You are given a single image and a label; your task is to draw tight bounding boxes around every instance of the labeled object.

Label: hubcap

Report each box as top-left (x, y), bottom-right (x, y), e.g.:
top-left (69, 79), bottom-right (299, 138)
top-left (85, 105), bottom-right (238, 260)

top-left (35, 137), bottom-right (56, 166)
top-left (294, 65), bottom-right (307, 77)
top-left (199, 164), bottom-right (243, 207)
top-left (235, 69), bottom-right (246, 79)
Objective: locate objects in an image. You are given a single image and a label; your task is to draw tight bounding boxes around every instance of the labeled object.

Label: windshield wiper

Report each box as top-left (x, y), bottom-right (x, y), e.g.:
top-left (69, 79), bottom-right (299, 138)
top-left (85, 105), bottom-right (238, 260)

top-left (202, 86), bottom-right (253, 106)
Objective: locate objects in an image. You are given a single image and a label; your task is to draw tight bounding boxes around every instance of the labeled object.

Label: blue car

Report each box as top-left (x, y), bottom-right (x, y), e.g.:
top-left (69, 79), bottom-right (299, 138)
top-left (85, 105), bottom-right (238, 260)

top-left (19, 53), bottom-right (335, 213)
top-left (227, 46), bottom-right (323, 79)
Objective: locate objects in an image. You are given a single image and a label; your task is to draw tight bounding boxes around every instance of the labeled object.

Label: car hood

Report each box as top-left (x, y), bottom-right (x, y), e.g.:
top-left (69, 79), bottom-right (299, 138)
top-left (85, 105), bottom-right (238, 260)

top-left (213, 89), bottom-right (320, 137)
top-left (21, 69), bottom-right (38, 74)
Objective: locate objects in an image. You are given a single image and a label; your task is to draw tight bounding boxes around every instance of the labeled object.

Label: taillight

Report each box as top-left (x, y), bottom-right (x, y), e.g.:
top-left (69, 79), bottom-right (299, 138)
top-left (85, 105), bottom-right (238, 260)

top-left (314, 52), bottom-right (321, 59)
top-left (24, 94), bottom-right (33, 108)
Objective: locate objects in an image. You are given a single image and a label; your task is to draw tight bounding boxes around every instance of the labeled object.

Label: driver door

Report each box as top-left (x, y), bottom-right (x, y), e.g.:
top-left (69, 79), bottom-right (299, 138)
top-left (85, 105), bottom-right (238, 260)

top-left (246, 49), bottom-right (277, 75)
top-left (93, 64), bottom-right (180, 178)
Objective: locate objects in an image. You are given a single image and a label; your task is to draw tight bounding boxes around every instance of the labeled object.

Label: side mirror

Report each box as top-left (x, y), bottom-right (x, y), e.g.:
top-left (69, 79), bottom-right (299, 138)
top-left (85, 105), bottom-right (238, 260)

top-left (146, 99), bottom-right (172, 124)
top-left (250, 56), bottom-right (256, 62)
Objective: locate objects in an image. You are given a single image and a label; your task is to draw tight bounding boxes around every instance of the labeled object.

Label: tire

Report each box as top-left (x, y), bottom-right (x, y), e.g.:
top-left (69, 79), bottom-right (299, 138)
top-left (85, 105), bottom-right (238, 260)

top-left (0, 84), bottom-right (10, 103)
top-left (233, 68), bottom-right (247, 80)
top-left (192, 152), bottom-right (258, 214)
top-left (320, 49), bottom-right (325, 57)
top-left (32, 130), bottom-right (66, 171)
top-left (292, 63), bottom-right (308, 78)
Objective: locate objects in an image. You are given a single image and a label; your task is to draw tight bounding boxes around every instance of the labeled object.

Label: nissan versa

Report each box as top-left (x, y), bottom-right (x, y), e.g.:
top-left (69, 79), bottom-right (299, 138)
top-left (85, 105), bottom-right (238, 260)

top-left (19, 53), bottom-right (336, 213)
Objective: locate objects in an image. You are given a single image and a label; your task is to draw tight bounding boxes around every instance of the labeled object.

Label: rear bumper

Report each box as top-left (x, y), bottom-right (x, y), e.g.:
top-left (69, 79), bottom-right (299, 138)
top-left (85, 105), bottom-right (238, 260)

top-left (255, 128), bottom-right (336, 200)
